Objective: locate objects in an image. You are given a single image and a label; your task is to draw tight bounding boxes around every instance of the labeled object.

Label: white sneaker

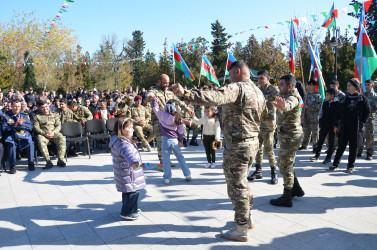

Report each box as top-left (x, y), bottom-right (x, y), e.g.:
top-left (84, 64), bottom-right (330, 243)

top-left (164, 179), bottom-right (170, 185)
top-left (185, 175), bottom-right (191, 181)
top-left (205, 163), bottom-right (212, 168)
top-left (210, 163), bottom-right (216, 168)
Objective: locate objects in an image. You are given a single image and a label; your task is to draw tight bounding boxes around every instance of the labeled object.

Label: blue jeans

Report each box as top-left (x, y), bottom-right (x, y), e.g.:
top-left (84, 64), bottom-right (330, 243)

top-left (121, 191), bottom-right (139, 216)
top-left (161, 136), bottom-right (191, 180)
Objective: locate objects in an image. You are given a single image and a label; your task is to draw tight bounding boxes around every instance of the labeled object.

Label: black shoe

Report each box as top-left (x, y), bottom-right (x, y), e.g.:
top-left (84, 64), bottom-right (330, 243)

top-left (292, 176), bottom-right (305, 197)
top-left (329, 165), bottom-right (338, 171)
top-left (9, 167), bottom-right (17, 174)
top-left (183, 138), bottom-right (187, 147)
top-left (346, 167), bottom-right (354, 174)
top-left (357, 153), bottom-right (362, 157)
top-left (68, 150), bottom-right (78, 157)
top-left (57, 159), bottom-right (66, 168)
top-left (270, 189), bottom-right (292, 207)
top-left (323, 156), bottom-right (331, 164)
top-left (28, 163), bottom-right (35, 171)
top-left (270, 166), bottom-right (278, 185)
top-left (298, 146), bottom-right (307, 150)
top-left (310, 156), bottom-right (319, 162)
top-left (247, 164), bottom-right (263, 181)
top-left (43, 160), bottom-right (53, 170)
top-left (189, 139), bottom-right (199, 146)
top-left (366, 155), bottom-right (373, 161)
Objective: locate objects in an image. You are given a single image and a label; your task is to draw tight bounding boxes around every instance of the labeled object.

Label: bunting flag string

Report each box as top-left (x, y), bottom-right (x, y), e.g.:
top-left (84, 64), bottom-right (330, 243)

top-left (25, 0), bottom-right (76, 63)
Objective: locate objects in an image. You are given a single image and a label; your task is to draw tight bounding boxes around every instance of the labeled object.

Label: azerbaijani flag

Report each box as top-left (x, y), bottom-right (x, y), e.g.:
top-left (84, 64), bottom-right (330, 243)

top-left (310, 45), bottom-right (322, 72)
top-left (225, 53), bottom-right (237, 76)
top-left (173, 44), bottom-right (195, 82)
top-left (308, 39), bottom-right (326, 101)
top-left (354, 24), bottom-right (377, 92)
top-left (289, 20), bottom-right (298, 73)
top-left (201, 55), bottom-right (220, 86)
top-left (356, 3), bottom-right (366, 42)
top-left (299, 99), bottom-right (304, 113)
top-left (322, 2), bottom-right (338, 29)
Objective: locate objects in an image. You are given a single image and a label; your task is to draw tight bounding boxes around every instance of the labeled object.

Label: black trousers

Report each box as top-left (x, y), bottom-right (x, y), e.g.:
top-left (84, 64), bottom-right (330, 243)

top-left (333, 127), bottom-right (358, 168)
top-left (315, 126), bottom-right (335, 158)
top-left (203, 135), bottom-right (216, 163)
top-left (121, 191), bottom-right (139, 216)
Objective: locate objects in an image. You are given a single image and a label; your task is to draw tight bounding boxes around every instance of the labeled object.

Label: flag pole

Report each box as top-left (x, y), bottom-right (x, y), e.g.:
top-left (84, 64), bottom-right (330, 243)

top-left (298, 46), bottom-right (305, 85)
top-left (223, 52), bottom-right (229, 86)
top-left (172, 44), bottom-right (176, 84)
top-left (197, 54), bottom-right (203, 88)
top-left (360, 3), bottom-right (365, 92)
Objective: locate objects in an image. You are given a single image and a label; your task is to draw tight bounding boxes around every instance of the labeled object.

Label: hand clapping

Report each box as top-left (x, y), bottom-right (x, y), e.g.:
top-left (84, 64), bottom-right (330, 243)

top-left (273, 96), bottom-right (286, 111)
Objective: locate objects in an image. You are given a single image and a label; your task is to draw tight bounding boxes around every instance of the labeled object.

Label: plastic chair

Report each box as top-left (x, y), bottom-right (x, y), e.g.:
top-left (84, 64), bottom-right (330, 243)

top-left (85, 119), bottom-right (111, 153)
top-left (61, 122), bottom-right (91, 161)
top-left (106, 118), bottom-right (118, 135)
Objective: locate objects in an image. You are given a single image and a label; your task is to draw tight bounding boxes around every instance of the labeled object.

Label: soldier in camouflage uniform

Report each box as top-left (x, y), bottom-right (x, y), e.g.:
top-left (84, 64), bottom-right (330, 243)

top-left (270, 75), bottom-right (305, 208)
top-left (357, 79), bottom-right (377, 160)
top-left (33, 100), bottom-right (66, 169)
top-left (248, 70), bottom-right (279, 184)
top-left (298, 80), bottom-right (322, 151)
top-left (182, 100), bottom-right (200, 146)
top-left (57, 99), bottom-right (74, 123)
top-left (113, 98), bottom-right (129, 117)
top-left (146, 74), bottom-right (190, 165)
top-left (127, 95), bottom-right (154, 152)
top-left (172, 61), bottom-right (267, 242)
top-left (68, 101), bottom-right (93, 124)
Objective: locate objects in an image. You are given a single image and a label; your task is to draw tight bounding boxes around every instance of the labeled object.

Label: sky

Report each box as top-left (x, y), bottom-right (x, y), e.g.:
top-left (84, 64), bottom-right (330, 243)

top-left (0, 0), bottom-right (361, 58)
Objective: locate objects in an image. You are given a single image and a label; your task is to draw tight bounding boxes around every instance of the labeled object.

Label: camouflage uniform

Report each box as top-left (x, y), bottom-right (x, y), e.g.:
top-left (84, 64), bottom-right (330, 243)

top-left (276, 89), bottom-right (303, 189)
top-left (182, 104), bottom-right (199, 141)
top-left (72, 106), bottom-right (93, 123)
top-left (183, 79), bottom-right (267, 226)
top-left (146, 85), bottom-right (189, 162)
top-left (127, 104), bottom-right (154, 146)
top-left (255, 83), bottom-right (279, 166)
top-left (57, 108), bottom-right (74, 123)
top-left (33, 111), bottom-right (66, 160)
top-left (113, 103), bottom-right (129, 117)
top-left (301, 91), bottom-right (322, 148)
top-left (358, 91), bottom-right (377, 156)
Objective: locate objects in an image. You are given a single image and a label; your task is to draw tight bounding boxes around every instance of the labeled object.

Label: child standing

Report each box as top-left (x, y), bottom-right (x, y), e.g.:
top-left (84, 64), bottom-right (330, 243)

top-left (191, 106), bottom-right (221, 168)
top-left (109, 117), bottom-right (146, 220)
top-left (310, 88), bottom-right (338, 164)
top-left (152, 98), bottom-right (191, 184)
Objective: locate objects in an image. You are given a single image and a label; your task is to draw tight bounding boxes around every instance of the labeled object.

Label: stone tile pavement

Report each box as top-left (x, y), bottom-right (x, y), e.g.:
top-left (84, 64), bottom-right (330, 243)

top-left (0, 141), bottom-right (377, 249)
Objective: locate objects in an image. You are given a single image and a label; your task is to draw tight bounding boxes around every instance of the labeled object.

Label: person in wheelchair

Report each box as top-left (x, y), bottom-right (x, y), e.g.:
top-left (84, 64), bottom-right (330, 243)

top-left (1, 100), bottom-right (35, 173)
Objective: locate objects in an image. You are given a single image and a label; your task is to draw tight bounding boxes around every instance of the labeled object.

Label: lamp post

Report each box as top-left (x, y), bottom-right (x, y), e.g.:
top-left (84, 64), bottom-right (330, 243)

top-left (329, 28), bottom-right (343, 80)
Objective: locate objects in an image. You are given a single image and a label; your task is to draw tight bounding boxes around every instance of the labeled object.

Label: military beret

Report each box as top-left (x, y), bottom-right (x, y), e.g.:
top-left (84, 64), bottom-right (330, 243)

top-left (134, 95), bottom-right (142, 101)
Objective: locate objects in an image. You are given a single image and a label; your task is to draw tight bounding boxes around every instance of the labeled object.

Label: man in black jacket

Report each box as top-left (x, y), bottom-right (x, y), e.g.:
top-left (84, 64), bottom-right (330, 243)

top-left (330, 79), bottom-right (370, 173)
top-left (310, 88), bottom-right (338, 164)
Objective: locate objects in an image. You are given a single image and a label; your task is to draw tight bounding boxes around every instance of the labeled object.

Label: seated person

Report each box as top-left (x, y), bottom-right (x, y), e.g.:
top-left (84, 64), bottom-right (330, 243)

top-left (33, 100), bottom-right (66, 169)
top-left (94, 100), bottom-right (115, 123)
top-left (1, 100), bottom-right (35, 173)
top-left (68, 101), bottom-right (93, 125)
top-left (127, 95), bottom-right (154, 152)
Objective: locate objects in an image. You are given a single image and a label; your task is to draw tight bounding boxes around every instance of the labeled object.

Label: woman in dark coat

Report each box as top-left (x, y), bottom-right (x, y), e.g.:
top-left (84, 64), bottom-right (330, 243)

top-left (330, 78), bottom-right (370, 173)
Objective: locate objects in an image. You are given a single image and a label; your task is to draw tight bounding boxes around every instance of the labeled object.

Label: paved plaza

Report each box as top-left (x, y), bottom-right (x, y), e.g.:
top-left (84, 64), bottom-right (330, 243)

top-left (1, 140), bottom-right (377, 249)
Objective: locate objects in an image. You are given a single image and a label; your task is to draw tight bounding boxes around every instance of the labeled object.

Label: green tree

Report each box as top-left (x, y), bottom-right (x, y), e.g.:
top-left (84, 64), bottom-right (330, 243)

top-left (140, 51), bottom-right (160, 89)
top-left (158, 38), bottom-right (173, 78)
top-left (320, 31), bottom-right (336, 87)
top-left (23, 51), bottom-right (37, 90)
top-left (337, 30), bottom-right (356, 88)
top-left (125, 30), bottom-right (146, 87)
top-left (210, 20), bottom-right (230, 77)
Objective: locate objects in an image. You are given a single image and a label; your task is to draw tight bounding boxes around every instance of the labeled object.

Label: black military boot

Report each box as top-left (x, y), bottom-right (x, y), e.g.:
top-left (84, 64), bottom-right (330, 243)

top-left (298, 146), bottom-right (307, 150)
top-left (310, 154), bottom-right (320, 162)
top-left (270, 166), bottom-right (278, 184)
top-left (183, 138), bottom-right (188, 147)
top-left (57, 159), bottom-right (66, 168)
top-left (270, 189), bottom-right (293, 207)
top-left (322, 156), bottom-right (331, 164)
top-left (292, 175), bottom-right (305, 197)
top-left (9, 166), bottom-right (17, 174)
top-left (43, 160), bottom-right (53, 170)
top-left (247, 164), bottom-right (263, 181)
top-left (189, 138), bottom-right (199, 146)
top-left (366, 154), bottom-right (373, 161)
top-left (28, 163), bottom-right (35, 171)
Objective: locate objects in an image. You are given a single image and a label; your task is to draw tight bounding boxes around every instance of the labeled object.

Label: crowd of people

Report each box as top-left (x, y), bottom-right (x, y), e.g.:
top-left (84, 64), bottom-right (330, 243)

top-left (1, 61), bottom-right (377, 242)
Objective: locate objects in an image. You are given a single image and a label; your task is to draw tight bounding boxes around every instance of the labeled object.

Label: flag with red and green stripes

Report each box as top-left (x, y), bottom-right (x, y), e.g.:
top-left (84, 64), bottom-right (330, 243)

top-left (200, 55), bottom-right (220, 86)
top-left (322, 2), bottom-right (338, 29)
top-left (173, 44), bottom-right (195, 82)
top-left (308, 39), bottom-right (326, 101)
top-left (289, 20), bottom-right (298, 73)
top-left (354, 24), bottom-right (377, 92)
